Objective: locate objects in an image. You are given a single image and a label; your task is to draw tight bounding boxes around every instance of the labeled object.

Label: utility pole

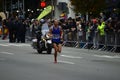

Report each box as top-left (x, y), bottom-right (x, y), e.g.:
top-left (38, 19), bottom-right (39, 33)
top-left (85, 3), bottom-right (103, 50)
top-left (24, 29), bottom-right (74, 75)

top-left (51, 0), bottom-right (54, 19)
top-left (23, 0), bottom-right (25, 18)
top-left (10, 0), bottom-right (13, 15)
top-left (18, 0), bottom-right (20, 11)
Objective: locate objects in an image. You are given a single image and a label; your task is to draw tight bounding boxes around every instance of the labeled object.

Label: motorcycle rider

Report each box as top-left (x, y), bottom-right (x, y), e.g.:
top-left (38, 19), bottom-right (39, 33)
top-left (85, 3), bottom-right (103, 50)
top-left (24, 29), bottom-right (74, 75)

top-left (36, 19), bottom-right (49, 49)
top-left (36, 19), bottom-right (42, 49)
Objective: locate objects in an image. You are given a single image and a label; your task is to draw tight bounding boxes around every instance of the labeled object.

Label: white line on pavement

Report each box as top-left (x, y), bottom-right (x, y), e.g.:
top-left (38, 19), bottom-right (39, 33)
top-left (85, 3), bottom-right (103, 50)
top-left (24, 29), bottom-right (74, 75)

top-left (0, 52), bottom-right (14, 55)
top-left (9, 43), bottom-right (31, 47)
top-left (0, 43), bottom-right (31, 47)
top-left (58, 60), bottom-right (75, 64)
top-left (0, 44), bottom-right (9, 46)
top-left (60, 55), bottom-right (83, 59)
top-left (94, 55), bottom-right (120, 59)
top-left (19, 44), bottom-right (31, 46)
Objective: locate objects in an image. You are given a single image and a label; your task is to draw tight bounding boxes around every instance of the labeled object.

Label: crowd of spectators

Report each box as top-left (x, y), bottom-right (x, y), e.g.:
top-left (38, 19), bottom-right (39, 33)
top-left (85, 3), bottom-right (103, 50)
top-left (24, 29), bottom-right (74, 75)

top-left (0, 11), bottom-right (120, 52)
top-left (59, 12), bottom-right (120, 52)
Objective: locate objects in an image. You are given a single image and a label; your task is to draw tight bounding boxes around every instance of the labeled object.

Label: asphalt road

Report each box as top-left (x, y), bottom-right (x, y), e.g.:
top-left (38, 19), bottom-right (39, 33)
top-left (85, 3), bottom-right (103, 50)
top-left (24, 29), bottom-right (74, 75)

top-left (0, 40), bottom-right (120, 80)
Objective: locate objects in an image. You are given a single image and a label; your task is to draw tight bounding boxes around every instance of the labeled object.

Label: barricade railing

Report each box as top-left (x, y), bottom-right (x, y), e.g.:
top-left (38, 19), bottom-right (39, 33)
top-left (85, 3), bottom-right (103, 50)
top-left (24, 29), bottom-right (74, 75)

top-left (62, 30), bottom-right (120, 53)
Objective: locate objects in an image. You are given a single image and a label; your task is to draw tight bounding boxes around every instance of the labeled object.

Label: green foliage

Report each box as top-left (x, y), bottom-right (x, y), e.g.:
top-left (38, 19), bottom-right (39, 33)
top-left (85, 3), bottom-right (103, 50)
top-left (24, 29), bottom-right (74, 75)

top-left (70, 0), bottom-right (106, 15)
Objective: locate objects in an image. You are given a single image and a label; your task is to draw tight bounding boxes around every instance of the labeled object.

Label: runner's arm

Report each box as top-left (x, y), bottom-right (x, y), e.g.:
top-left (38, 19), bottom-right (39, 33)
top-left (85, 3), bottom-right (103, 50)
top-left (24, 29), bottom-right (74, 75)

top-left (60, 26), bottom-right (63, 39)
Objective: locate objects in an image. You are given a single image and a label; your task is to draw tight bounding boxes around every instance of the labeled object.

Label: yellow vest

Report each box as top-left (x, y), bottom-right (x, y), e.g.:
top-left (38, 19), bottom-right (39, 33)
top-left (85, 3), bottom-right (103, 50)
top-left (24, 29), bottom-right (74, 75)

top-left (98, 22), bottom-right (105, 36)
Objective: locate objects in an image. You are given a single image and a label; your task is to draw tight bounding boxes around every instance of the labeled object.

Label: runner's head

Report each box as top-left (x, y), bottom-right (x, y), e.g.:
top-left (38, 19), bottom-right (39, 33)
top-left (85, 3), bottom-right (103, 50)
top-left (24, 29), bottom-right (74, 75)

top-left (53, 19), bottom-right (59, 27)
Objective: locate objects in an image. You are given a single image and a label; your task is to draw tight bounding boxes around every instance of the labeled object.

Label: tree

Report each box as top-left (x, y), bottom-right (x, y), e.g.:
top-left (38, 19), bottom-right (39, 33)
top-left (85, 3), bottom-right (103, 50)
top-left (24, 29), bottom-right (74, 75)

top-left (70, 0), bottom-right (106, 16)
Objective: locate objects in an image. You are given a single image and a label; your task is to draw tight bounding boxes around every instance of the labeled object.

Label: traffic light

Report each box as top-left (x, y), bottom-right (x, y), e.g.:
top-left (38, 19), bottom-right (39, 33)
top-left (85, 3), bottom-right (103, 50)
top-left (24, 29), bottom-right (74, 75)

top-left (40, 1), bottom-right (46, 8)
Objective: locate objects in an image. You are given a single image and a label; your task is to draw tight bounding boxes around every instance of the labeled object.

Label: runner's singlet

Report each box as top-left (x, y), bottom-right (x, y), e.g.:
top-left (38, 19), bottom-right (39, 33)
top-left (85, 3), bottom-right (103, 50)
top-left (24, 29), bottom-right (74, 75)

top-left (52, 26), bottom-right (61, 43)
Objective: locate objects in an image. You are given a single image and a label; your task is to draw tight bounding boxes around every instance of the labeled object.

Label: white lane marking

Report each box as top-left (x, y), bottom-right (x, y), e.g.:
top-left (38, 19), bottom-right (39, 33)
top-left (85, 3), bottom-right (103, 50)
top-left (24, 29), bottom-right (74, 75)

top-left (94, 55), bottom-right (120, 59)
top-left (0, 43), bottom-right (30, 47)
top-left (19, 44), bottom-right (31, 46)
top-left (58, 60), bottom-right (75, 64)
top-left (0, 52), bottom-right (14, 55)
top-left (8, 43), bottom-right (20, 46)
top-left (0, 44), bottom-right (9, 46)
top-left (8, 43), bottom-right (30, 47)
top-left (60, 55), bottom-right (82, 59)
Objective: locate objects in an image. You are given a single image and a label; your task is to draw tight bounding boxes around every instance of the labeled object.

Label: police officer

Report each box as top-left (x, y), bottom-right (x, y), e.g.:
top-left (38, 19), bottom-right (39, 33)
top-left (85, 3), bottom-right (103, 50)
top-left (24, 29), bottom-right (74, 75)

top-left (16, 19), bottom-right (26, 43)
top-left (6, 18), bottom-right (15, 43)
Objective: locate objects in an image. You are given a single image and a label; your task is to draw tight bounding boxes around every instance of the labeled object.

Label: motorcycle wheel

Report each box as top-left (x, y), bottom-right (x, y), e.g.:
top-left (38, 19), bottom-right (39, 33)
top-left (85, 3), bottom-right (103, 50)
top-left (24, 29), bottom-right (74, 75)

top-left (47, 44), bottom-right (52, 54)
top-left (37, 49), bottom-right (42, 54)
top-left (47, 48), bottom-right (52, 54)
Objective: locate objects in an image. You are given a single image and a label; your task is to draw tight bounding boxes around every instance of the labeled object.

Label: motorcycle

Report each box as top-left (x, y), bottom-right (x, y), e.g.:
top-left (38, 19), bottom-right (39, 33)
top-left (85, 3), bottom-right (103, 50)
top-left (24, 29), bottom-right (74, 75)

top-left (31, 31), bottom-right (52, 54)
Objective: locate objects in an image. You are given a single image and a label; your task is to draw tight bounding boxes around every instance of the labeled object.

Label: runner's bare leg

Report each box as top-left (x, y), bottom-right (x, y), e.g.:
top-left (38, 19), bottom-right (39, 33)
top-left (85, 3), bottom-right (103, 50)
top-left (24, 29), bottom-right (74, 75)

top-left (53, 43), bottom-right (58, 63)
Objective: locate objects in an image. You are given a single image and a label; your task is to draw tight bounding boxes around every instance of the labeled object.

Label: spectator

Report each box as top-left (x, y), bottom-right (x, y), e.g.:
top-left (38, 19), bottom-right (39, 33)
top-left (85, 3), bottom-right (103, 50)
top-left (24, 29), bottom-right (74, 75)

top-left (76, 21), bottom-right (83, 42)
top-left (97, 20), bottom-right (105, 47)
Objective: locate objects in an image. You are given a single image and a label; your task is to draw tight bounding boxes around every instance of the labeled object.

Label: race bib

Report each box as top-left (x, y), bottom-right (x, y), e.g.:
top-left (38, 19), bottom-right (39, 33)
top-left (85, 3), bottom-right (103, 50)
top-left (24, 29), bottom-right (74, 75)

top-left (52, 34), bottom-right (60, 39)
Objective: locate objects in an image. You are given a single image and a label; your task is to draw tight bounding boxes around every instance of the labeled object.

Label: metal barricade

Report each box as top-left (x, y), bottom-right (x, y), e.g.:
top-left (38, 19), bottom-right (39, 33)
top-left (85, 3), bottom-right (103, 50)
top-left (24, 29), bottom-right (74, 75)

top-left (62, 29), bottom-right (120, 53)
